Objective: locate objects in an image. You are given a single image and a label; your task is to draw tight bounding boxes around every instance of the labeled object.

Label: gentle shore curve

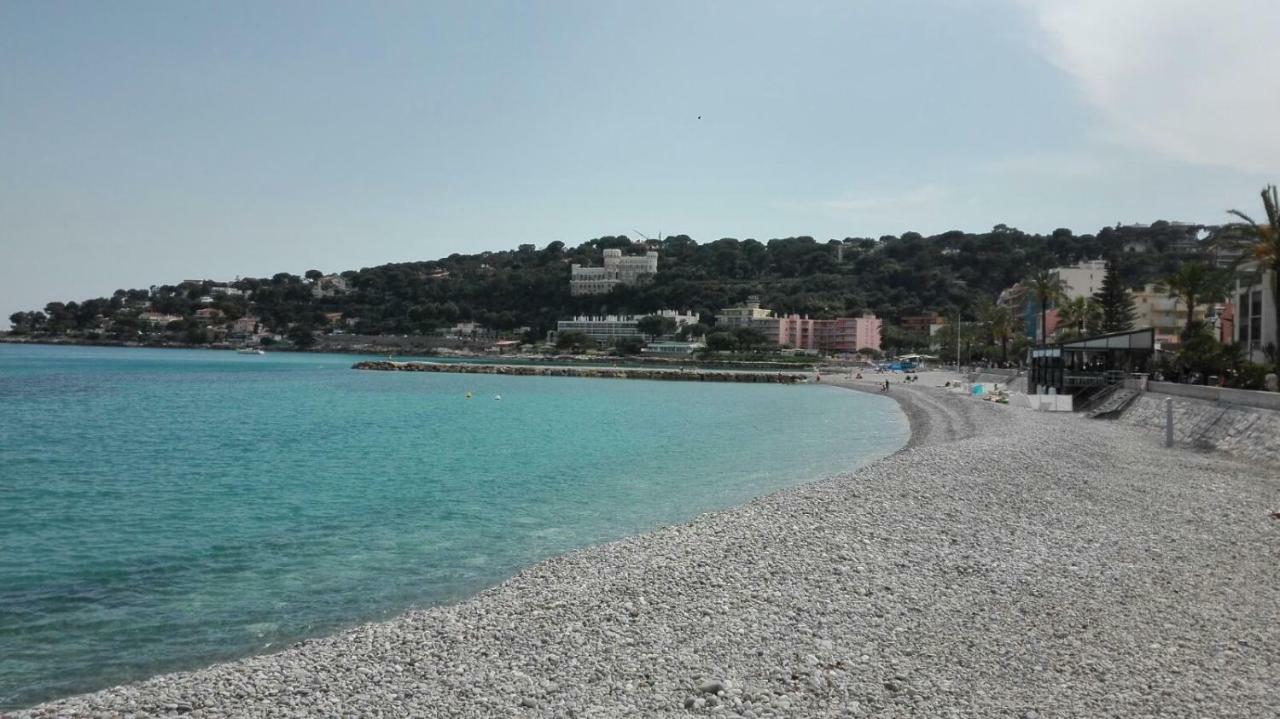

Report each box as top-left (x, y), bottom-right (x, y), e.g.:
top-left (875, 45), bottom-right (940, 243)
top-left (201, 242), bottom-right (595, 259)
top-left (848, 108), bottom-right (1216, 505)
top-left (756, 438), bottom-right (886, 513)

top-left (17, 380), bottom-right (1279, 717)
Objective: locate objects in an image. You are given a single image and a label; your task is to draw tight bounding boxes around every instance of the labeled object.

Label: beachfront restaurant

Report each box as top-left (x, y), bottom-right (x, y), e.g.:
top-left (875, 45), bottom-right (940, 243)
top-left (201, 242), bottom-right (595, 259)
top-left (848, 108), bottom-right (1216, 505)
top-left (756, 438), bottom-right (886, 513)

top-left (1028, 327), bottom-right (1154, 395)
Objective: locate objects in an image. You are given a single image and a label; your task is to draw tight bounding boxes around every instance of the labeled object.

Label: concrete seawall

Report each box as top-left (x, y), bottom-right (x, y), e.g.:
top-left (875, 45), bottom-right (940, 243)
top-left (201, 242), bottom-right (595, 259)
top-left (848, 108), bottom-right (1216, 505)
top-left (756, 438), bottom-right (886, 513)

top-left (352, 361), bottom-right (809, 383)
top-left (1119, 392), bottom-right (1280, 465)
top-left (1125, 379), bottom-right (1280, 412)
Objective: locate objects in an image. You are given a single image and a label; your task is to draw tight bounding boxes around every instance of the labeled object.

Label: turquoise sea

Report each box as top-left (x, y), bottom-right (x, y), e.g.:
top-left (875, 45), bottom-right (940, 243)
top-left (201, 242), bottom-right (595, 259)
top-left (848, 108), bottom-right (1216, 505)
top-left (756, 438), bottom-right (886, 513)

top-left (0, 344), bottom-right (908, 709)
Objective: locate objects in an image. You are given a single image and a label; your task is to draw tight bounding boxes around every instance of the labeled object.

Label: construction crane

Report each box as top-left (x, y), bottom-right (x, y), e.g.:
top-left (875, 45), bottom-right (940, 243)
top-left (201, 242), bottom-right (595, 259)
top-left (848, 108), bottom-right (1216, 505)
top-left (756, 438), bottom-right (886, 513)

top-left (632, 230), bottom-right (662, 248)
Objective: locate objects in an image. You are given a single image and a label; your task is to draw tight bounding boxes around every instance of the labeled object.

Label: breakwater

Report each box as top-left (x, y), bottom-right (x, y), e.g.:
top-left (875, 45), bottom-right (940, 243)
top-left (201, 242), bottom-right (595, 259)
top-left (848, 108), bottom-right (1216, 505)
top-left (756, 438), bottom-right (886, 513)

top-left (352, 360), bottom-right (808, 383)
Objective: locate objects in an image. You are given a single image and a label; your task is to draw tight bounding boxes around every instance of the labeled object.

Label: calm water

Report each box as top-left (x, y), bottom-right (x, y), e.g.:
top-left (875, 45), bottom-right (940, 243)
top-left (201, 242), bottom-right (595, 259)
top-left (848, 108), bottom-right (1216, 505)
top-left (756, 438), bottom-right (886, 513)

top-left (0, 344), bottom-right (907, 709)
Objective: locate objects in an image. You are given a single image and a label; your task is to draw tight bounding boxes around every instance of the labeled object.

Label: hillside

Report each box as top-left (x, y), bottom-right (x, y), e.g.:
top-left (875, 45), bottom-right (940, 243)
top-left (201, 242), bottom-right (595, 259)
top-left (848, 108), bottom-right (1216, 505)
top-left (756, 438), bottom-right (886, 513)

top-left (7, 221), bottom-right (1221, 344)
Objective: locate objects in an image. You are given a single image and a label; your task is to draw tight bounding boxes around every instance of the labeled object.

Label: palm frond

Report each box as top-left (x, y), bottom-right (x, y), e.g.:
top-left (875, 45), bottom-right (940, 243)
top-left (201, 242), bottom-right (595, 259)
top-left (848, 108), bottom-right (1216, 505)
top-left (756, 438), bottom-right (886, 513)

top-left (1262, 185), bottom-right (1279, 228)
top-left (1226, 209), bottom-right (1257, 226)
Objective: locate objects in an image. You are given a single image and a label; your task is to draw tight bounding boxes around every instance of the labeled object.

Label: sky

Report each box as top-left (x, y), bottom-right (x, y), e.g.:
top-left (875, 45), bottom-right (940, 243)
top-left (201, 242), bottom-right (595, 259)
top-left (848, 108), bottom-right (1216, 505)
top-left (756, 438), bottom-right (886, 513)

top-left (2, 0), bottom-right (1278, 324)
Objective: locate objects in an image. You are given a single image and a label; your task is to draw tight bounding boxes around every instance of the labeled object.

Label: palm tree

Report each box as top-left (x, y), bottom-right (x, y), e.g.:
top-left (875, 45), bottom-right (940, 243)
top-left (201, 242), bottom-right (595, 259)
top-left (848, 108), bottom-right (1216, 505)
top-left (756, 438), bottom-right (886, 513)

top-left (1156, 262), bottom-right (1232, 341)
top-left (1025, 270), bottom-right (1068, 343)
top-left (1224, 184), bottom-right (1280, 369)
top-left (1055, 296), bottom-right (1101, 340)
top-left (976, 300), bottom-right (1014, 363)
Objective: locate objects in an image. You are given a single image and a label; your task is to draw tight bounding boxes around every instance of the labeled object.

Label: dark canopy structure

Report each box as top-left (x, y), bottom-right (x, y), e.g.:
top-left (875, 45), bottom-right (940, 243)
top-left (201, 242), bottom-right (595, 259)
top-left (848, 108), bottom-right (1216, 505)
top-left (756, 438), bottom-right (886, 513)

top-left (1028, 327), bottom-right (1155, 395)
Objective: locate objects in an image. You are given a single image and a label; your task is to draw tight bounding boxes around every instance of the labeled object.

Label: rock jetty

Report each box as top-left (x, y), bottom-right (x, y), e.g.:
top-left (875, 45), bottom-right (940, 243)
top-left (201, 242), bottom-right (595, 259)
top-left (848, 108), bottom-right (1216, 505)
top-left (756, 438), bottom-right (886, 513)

top-left (352, 361), bottom-right (808, 383)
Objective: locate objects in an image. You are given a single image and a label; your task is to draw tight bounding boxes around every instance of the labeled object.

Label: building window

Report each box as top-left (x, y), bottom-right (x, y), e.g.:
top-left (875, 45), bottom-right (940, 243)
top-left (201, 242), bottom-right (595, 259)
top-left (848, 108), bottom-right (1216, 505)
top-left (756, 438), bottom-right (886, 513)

top-left (1238, 293), bottom-right (1250, 344)
top-left (1249, 290), bottom-right (1263, 347)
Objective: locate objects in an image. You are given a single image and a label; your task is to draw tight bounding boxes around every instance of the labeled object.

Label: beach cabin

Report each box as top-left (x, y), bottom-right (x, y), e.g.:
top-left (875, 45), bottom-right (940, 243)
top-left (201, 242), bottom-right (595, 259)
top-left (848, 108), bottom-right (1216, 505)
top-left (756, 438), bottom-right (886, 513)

top-left (1028, 327), bottom-right (1155, 395)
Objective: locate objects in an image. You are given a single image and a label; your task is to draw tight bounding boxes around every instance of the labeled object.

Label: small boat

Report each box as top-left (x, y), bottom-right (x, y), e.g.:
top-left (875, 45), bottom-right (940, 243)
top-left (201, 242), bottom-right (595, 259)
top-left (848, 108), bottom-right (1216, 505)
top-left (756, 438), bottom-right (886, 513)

top-left (237, 348), bottom-right (265, 356)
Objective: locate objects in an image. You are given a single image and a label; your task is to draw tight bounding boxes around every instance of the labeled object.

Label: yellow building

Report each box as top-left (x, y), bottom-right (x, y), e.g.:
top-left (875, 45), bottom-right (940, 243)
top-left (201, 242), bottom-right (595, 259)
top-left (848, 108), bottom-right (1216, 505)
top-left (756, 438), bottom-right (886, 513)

top-left (1130, 284), bottom-right (1212, 347)
top-left (715, 296), bottom-right (773, 329)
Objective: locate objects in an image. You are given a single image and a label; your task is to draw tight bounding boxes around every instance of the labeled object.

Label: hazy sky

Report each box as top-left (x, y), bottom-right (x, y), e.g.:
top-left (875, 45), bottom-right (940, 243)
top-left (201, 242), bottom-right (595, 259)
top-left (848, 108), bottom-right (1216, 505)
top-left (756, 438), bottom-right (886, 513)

top-left (3, 0), bottom-right (1278, 324)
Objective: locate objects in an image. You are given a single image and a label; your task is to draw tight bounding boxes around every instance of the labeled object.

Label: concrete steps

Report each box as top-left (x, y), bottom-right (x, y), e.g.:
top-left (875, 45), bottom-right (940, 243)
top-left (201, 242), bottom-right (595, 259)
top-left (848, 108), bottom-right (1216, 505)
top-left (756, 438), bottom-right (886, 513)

top-left (1086, 388), bottom-right (1140, 418)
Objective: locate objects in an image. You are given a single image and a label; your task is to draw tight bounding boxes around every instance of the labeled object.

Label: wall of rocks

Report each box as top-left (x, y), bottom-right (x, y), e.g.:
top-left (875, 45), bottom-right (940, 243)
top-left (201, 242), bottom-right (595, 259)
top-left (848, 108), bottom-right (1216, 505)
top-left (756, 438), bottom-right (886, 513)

top-left (1119, 392), bottom-right (1280, 465)
top-left (352, 361), bottom-right (808, 384)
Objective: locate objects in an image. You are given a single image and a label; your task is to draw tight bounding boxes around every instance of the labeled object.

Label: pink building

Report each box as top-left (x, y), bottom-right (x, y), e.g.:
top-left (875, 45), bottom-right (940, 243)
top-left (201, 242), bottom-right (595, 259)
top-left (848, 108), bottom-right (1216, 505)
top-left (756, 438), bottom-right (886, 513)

top-left (773, 314), bottom-right (818, 349)
top-left (1036, 308), bottom-right (1060, 342)
top-left (758, 313), bottom-right (881, 353)
top-left (818, 315), bottom-right (882, 353)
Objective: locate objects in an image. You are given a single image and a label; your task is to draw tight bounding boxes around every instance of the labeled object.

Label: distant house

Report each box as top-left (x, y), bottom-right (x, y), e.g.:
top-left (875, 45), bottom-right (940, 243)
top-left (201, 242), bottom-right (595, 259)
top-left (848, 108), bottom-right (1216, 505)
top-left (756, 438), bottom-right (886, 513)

top-left (324, 312), bottom-right (344, 326)
top-left (193, 308), bottom-right (222, 323)
top-left (139, 311), bottom-right (183, 327)
top-left (210, 285), bottom-right (245, 298)
top-left (312, 275), bottom-right (349, 298)
top-left (229, 315), bottom-right (260, 336)
top-left (438, 321), bottom-right (488, 337)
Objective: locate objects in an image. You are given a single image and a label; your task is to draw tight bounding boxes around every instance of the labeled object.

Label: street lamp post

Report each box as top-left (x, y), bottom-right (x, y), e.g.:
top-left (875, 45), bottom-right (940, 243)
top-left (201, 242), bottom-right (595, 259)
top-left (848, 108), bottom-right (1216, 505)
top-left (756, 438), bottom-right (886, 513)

top-left (955, 308), bottom-right (961, 373)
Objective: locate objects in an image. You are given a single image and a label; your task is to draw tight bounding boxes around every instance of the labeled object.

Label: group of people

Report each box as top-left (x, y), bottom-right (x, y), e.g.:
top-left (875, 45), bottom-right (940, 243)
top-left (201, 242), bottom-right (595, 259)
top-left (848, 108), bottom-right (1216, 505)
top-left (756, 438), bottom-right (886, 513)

top-left (872, 373), bottom-right (922, 392)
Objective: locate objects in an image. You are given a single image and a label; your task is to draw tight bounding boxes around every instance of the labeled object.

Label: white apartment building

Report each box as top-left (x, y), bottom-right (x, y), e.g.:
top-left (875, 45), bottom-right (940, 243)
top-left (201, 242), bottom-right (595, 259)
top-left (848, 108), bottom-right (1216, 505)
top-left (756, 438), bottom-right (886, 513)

top-left (1051, 260), bottom-right (1108, 301)
top-left (556, 310), bottom-right (697, 343)
top-left (569, 249), bottom-right (659, 295)
top-left (641, 341), bottom-right (705, 356)
top-left (1235, 268), bottom-right (1277, 364)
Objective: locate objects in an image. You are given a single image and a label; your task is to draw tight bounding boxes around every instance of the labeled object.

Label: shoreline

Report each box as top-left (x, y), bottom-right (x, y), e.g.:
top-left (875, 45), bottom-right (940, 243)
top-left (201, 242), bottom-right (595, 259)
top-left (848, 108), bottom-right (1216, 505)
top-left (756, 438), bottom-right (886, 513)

top-left (0, 337), bottom-right (820, 370)
top-left (16, 381), bottom-right (1279, 717)
top-left (351, 360), bottom-right (811, 383)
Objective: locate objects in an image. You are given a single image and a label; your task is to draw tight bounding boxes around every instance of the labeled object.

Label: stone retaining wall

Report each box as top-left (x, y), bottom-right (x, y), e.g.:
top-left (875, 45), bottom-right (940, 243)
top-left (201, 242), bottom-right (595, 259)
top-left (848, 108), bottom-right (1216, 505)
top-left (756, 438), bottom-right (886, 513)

top-left (1135, 380), bottom-right (1280, 412)
top-left (1119, 393), bottom-right (1280, 465)
top-left (352, 361), bottom-right (808, 383)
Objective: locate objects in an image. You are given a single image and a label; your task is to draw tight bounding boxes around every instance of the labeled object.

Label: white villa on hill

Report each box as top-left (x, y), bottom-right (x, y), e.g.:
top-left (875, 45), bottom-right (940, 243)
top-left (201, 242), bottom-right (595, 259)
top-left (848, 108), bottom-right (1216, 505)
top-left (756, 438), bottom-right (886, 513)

top-left (569, 249), bottom-right (658, 295)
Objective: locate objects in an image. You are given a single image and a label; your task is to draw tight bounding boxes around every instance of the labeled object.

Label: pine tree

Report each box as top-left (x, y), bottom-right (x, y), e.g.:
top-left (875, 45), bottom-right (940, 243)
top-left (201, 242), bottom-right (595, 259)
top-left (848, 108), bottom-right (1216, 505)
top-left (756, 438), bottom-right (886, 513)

top-left (1093, 257), bottom-right (1134, 333)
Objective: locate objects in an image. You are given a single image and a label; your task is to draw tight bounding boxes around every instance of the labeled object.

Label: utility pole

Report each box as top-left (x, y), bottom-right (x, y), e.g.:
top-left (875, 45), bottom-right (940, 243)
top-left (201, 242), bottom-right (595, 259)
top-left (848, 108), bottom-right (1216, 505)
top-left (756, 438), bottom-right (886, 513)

top-left (955, 308), bottom-right (961, 373)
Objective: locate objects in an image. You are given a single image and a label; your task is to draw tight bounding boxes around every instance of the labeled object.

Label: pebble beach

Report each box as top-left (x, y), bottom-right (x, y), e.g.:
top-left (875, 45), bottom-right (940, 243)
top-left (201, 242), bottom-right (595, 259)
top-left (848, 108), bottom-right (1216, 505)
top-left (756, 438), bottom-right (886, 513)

top-left (16, 377), bottom-right (1280, 718)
